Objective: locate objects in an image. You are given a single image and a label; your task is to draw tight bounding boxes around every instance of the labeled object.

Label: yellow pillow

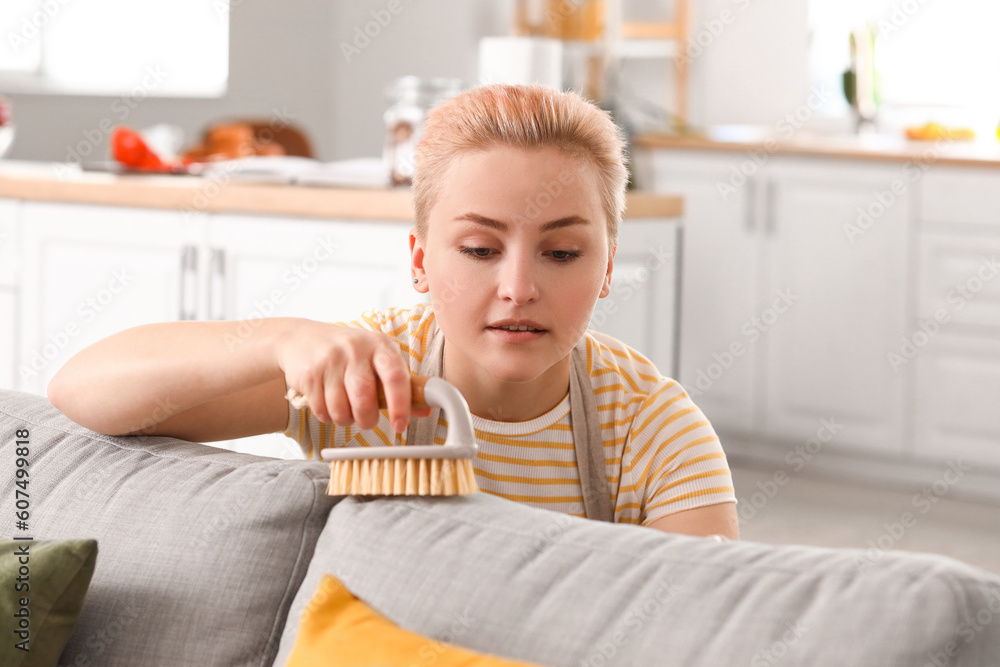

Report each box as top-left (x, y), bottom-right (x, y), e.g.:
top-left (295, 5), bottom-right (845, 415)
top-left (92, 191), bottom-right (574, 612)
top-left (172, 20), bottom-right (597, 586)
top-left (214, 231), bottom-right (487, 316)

top-left (285, 574), bottom-right (543, 667)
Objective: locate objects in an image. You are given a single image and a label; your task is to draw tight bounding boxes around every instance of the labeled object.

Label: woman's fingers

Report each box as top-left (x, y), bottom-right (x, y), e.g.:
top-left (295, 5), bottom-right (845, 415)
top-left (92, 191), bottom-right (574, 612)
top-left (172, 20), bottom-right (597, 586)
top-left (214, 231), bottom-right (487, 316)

top-left (345, 361), bottom-right (379, 430)
top-left (322, 364), bottom-right (353, 426)
top-left (372, 341), bottom-right (412, 433)
top-left (297, 372), bottom-right (327, 423)
top-left (279, 323), bottom-right (418, 432)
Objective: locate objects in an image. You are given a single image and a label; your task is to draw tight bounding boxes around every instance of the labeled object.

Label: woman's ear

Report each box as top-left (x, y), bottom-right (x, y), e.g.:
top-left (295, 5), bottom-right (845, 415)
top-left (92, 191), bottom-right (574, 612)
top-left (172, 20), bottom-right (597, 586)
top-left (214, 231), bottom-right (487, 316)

top-left (409, 226), bottom-right (429, 293)
top-left (599, 242), bottom-right (616, 298)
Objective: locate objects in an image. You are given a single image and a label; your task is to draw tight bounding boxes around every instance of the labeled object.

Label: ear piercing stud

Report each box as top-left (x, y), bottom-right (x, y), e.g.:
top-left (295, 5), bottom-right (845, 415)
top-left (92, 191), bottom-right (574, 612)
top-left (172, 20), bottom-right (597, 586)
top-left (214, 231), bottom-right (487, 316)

top-left (413, 278), bottom-right (418, 283)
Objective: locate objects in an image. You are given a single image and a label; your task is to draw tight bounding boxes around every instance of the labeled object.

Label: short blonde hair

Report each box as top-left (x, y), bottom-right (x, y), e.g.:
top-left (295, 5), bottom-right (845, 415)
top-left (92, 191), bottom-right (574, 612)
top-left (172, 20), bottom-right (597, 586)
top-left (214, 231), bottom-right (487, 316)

top-left (412, 84), bottom-right (628, 246)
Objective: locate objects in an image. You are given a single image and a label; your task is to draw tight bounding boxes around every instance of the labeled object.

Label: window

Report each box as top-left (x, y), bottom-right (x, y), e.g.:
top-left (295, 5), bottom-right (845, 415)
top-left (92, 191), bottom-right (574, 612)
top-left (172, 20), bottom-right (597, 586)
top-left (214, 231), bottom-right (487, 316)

top-left (0, 0), bottom-right (229, 97)
top-left (808, 0), bottom-right (1000, 130)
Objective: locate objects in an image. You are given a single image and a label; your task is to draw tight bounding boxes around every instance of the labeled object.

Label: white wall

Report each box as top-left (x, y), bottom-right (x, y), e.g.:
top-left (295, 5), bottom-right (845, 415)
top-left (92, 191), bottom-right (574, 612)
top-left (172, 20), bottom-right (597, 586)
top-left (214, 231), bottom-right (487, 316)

top-left (4, 0), bottom-right (809, 163)
top-left (693, 0), bottom-right (810, 127)
top-left (6, 0), bottom-right (336, 161)
top-left (328, 0), bottom-right (508, 159)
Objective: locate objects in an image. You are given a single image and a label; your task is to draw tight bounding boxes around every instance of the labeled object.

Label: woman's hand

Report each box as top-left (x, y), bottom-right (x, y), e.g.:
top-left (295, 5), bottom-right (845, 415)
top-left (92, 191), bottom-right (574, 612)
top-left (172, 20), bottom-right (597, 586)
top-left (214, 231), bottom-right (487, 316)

top-left (275, 320), bottom-right (427, 433)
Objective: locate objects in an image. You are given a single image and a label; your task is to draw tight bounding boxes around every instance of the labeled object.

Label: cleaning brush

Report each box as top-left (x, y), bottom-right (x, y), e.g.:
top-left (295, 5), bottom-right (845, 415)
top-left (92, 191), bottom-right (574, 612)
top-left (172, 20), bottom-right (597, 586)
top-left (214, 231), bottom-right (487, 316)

top-left (285, 375), bottom-right (479, 497)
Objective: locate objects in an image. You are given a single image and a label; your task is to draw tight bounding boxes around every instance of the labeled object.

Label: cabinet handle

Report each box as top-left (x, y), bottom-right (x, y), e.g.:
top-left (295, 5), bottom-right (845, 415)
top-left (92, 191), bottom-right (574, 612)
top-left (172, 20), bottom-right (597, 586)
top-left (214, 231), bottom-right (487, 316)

top-left (208, 248), bottom-right (226, 321)
top-left (179, 245), bottom-right (198, 321)
top-left (764, 180), bottom-right (777, 237)
top-left (745, 177), bottom-right (757, 234)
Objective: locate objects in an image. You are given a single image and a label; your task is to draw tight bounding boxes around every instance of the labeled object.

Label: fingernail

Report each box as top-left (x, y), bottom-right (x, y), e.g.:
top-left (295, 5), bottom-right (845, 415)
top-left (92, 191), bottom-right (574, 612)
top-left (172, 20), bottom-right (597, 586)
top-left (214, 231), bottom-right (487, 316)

top-left (394, 418), bottom-right (407, 433)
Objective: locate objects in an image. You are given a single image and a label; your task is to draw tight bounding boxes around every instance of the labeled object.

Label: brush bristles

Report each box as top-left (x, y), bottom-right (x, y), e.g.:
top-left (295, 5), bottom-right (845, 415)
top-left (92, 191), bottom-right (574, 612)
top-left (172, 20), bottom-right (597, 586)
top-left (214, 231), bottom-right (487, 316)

top-left (326, 458), bottom-right (479, 496)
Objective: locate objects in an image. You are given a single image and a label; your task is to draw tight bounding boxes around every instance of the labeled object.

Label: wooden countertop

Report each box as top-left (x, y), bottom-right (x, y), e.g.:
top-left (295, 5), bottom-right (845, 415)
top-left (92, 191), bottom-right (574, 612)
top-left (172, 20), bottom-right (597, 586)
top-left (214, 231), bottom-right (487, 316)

top-left (636, 129), bottom-right (1000, 169)
top-left (0, 161), bottom-right (682, 221)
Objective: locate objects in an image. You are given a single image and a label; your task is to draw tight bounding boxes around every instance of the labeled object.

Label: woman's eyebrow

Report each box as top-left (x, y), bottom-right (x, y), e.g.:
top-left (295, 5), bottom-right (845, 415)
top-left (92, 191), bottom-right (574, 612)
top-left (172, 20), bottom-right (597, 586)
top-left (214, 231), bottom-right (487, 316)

top-left (454, 212), bottom-right (592, 232)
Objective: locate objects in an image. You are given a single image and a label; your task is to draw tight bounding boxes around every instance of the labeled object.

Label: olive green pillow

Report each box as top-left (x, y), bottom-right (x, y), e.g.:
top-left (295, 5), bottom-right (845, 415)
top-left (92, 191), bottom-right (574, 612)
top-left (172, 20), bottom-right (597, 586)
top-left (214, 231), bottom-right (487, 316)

top-left (0, 539), bottom-right (97, 667)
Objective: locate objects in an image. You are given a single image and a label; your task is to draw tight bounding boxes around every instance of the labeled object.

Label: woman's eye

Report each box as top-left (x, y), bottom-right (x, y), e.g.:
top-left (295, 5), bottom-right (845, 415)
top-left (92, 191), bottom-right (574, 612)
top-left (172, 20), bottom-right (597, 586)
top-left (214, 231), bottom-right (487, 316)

top-left (458, 247), bottom-right (580, 261)
top-left (550, 250), bottom-right (582, 261)
top-left (459, 247), bottom-right (495, 259)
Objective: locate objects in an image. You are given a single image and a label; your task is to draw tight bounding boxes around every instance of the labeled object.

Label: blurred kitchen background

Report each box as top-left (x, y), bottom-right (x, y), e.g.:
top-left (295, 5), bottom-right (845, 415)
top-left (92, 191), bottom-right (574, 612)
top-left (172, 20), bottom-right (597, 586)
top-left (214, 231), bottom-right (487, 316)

top-left (3, 0), bottom-right (997, 161)
top-left (1, 0), bottom-right (999, 572)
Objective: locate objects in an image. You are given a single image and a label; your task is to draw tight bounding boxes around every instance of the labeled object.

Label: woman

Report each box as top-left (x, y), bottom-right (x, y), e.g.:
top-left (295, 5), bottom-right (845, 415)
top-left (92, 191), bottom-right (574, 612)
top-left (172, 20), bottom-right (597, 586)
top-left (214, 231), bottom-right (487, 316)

top-left (48, 84), bottom-right (738, 539)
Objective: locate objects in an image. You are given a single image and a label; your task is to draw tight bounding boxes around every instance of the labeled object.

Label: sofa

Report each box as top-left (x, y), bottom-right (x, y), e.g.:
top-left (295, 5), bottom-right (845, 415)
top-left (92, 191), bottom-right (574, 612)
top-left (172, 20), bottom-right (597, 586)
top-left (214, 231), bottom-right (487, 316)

top-left (2, 388), bottom-right (999, 667)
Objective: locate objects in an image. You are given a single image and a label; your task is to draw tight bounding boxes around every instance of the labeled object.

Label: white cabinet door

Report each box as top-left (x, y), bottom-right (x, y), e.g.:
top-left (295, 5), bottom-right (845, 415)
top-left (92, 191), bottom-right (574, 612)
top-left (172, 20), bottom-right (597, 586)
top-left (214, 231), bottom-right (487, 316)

top-left (914, 336), bottom-right (1000, 469)
top-left (921, 167), bottom-right (1000, 229)
top-left (762, 160), bottom-right (910, 455)
top-left (647, 150), bottom-right (761, 434)
top-left (917, 230), bottom-right (1000, 334)
top-left (208, 214), bottom-right (422, 325)
top-left (914, 230), bottom-right (1000, 469)
top-left (19, 202), bottom-right (204, 395)
top-left (591, 219), bottom-right (679, 378)
top-left (0, 289), bottom-right (14, 390)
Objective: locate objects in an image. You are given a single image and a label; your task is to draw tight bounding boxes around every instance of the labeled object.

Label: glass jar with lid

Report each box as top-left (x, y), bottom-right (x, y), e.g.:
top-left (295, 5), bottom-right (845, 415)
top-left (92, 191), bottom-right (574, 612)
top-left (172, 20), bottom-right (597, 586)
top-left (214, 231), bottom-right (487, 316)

top-left (383, 76), bottom-right (462, 186)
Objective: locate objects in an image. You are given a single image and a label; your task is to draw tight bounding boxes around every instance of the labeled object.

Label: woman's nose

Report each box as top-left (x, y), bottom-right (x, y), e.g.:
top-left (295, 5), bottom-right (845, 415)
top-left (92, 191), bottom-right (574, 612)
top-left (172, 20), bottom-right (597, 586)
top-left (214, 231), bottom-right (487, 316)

top-left (496, 253), bottom-right (539, 305)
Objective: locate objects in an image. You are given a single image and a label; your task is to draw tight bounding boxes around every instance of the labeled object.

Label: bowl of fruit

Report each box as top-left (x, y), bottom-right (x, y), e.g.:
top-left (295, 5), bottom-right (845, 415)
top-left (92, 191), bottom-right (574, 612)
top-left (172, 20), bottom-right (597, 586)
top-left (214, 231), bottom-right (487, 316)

top-left (0, 96), bottom-right (14, 159)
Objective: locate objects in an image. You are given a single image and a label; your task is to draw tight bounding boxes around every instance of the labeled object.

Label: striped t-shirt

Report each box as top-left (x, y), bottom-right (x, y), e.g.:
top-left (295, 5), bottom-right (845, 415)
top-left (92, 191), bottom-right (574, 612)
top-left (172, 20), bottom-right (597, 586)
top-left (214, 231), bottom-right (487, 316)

top-left (284, 303), bottom-right (736, 526)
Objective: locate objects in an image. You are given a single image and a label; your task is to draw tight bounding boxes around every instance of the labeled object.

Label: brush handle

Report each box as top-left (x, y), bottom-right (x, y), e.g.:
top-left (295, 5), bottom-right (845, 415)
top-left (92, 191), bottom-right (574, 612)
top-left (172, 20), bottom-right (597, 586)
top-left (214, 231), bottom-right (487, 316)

top-left (320, 376), bottom-right (478, 461)
top-left (286, 374), bottom-right (431, 410)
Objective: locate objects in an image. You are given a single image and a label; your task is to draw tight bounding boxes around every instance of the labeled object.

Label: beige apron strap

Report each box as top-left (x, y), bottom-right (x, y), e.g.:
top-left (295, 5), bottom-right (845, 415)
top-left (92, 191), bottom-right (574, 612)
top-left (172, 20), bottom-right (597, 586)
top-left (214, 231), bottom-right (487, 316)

top-left (405, 325), bottom-right (445, 447)
top-left (570, 342), bottom-right (616, 522)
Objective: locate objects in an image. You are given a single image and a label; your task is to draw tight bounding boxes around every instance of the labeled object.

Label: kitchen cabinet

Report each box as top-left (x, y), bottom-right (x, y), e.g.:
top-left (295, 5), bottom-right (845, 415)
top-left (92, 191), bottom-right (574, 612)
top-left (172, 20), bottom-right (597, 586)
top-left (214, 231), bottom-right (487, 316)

top-left (593, 218), bottom-right (680, 378)
top-left (207, 214), bottom-right (421, 325)
top-left (16, 206), bottom-right (427, 398)
top-left (914, 336), bottom-right (1000, 470)
top-left (762, 159), bottom-right (909, 455)
top-left (920, 166), bottom-right (1000, 229)
top-left (916, 229), bottom-right (1000, 340)
top-left (643, 151), bottom-right (760, 433)
top-left (18, 202), bottom-right (202, 396)
top-left (644, 151), bottom-right (910, 457)
top-left (641, 140), bottom-right (1000, 493)
top-left (914, 226), bottom-right (1000, 470)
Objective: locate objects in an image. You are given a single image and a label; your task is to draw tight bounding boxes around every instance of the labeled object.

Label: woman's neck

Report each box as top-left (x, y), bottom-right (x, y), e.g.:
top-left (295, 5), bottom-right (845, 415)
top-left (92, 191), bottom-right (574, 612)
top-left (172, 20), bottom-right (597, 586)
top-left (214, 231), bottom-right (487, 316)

top-left (442, 347), bottom-right (571, 423)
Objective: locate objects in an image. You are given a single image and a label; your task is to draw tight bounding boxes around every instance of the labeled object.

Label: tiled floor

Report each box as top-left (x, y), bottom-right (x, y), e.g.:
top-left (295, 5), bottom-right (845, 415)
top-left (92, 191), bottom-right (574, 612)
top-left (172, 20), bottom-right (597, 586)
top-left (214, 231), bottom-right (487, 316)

top-left (730, 462), bottom-right (1000, 576)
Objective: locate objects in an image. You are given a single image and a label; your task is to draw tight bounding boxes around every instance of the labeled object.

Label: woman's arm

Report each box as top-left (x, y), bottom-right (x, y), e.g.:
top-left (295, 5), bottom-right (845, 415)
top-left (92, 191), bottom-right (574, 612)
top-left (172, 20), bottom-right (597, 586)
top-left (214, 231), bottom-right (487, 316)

top-left (48, 319), bottom-right (290, 438)
top-left (625, 382), bottom-right (740, 538)
top-left (47, 317), bottom-right (417, 443)
top-left (645, 503), bottom-right (739, 540)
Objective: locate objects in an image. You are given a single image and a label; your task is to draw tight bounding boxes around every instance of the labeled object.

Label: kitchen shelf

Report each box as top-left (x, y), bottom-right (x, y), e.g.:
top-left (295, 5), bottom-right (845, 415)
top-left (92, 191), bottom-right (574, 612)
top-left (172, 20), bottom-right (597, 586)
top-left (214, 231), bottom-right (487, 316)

top-left (512, 1), bottom-right (690, 123)
top-left (617, 39), bottom-right (680, 60)
top-left (606, 0), bottom-right (691, 125)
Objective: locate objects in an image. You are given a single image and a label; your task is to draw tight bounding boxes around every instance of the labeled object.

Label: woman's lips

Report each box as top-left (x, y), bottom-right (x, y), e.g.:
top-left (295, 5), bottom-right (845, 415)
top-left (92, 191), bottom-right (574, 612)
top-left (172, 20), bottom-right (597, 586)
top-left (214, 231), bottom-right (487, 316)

top-left (487, 327), bottom-right (546, 342)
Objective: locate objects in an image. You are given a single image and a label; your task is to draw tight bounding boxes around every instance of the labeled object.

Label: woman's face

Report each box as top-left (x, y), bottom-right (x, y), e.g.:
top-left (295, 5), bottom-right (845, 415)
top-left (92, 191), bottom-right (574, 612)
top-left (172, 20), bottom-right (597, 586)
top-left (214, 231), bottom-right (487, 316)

top-left (411, 145), bottom-right (614, 385)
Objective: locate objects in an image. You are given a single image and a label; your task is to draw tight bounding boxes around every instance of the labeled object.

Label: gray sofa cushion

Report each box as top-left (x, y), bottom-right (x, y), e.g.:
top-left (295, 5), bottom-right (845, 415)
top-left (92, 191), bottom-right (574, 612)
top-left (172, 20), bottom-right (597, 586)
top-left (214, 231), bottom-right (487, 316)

top-left (277, 493), bottom-right (1000, 667)
top-left (0, 390), bottom-right (338, 667)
